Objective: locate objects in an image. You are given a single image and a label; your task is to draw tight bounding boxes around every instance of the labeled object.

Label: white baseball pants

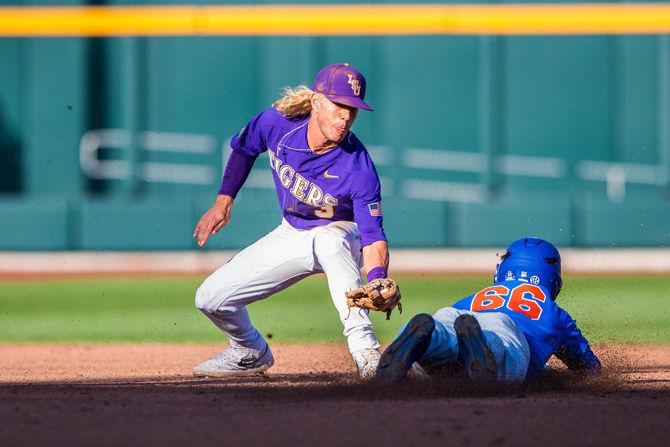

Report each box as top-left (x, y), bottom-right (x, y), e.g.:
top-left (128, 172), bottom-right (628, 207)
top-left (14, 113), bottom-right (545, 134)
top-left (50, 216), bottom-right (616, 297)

top-left (195, 219), bottom-right (380, 353)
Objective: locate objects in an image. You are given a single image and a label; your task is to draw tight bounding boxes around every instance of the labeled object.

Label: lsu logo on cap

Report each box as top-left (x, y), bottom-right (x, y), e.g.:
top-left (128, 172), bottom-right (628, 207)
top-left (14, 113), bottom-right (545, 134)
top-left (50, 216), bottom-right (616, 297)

top-left (347, 74), bottom-right (361, 96)
top-left (367, 202), bottom-right (382, 216)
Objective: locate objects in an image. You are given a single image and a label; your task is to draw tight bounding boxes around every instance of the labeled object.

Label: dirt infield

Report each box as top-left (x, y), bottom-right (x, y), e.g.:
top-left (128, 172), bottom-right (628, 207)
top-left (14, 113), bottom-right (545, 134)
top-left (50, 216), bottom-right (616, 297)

top-left (1, 344), bottom-right (669, 447)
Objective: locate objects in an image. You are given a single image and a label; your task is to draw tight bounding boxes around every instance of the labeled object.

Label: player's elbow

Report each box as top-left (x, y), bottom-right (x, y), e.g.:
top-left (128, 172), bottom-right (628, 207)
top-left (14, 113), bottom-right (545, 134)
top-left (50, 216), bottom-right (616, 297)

top-left (584, 359), bottom-right (603, 376)
top-left (572, 358), bottom-right (602, 376)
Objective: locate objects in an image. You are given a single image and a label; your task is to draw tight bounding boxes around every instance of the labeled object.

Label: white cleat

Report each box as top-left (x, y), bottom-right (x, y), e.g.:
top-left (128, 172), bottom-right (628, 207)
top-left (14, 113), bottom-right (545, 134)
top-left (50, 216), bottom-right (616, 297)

top-left (352, 348), bottom-right (381, 379)
top-left (193, 344), bottom-right (274, 377)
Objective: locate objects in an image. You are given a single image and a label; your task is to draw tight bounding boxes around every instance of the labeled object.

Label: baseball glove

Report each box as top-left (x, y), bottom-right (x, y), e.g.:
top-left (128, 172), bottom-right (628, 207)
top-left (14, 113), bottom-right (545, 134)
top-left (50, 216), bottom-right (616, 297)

top-left (346, 278), bottom-right (402, 320)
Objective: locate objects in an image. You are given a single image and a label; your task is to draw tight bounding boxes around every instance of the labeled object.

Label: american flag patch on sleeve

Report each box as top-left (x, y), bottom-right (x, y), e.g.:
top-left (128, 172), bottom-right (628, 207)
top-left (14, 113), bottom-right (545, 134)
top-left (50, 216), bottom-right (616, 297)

top-left (368, 202), bottom-right (382, 216)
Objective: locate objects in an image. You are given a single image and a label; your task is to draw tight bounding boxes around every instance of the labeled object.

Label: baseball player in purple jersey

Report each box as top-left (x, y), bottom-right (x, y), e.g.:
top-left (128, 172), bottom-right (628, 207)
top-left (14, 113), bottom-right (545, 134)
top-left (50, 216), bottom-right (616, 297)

top-left (377, 238), bottom-right (602, 383)
top-left (192, 63), bottom-right (388, 378)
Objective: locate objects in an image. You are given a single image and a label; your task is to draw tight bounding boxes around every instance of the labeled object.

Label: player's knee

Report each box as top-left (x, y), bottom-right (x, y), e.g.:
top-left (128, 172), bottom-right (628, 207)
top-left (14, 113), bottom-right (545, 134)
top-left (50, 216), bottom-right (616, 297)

top-left (194, 284), bottom-right (214, 313)
top-left (194, 281), bottom-right (228, 314)
top-left (314, 230), bottom-right (350, 257)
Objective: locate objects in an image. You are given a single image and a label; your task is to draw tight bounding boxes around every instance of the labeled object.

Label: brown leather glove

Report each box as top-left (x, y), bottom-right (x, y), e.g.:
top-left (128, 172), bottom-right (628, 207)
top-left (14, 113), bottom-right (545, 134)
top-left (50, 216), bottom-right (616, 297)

top-left (345, 278), bottom-right (402, 320)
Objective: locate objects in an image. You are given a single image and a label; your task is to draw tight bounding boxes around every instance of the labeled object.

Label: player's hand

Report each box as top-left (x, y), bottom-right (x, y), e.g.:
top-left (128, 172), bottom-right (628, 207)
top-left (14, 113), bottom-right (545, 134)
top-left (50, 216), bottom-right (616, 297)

top-left (193, 195), bottom-right (234, 247)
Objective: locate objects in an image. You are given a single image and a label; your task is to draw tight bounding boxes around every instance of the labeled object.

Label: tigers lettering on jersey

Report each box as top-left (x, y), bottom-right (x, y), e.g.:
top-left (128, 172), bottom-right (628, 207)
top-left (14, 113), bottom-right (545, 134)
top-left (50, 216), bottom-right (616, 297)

top-left (269, 149), bottom-right (339, 208)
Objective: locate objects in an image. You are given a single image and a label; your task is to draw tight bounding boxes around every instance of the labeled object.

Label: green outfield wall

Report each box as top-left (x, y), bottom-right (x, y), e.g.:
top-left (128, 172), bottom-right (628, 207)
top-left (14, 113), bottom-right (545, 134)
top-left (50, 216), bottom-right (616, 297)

top-left (1, 1), bottom-right (669, 250)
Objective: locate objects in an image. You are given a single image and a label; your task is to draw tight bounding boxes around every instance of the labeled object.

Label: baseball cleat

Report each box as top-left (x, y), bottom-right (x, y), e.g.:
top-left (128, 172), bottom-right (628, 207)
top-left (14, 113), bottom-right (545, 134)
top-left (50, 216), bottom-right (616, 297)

top-left (376, 313), bottom-right (435, 383)
top-left (352, 348), bottom-right (381, 379)
top-left (193, 343), bottom-right (274, 377)
top-left (454, 314), bottom-right (497, 382)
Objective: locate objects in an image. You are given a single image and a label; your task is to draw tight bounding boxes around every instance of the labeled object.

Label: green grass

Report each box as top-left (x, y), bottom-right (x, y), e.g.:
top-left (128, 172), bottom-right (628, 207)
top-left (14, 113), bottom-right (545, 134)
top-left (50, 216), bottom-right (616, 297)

top-left (0, 274), bottom-right (668, 344)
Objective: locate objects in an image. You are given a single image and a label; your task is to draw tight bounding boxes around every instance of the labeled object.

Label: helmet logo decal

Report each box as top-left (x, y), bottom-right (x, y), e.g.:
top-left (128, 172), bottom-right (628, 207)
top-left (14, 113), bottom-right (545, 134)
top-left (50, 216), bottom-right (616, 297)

top-left (530, 275), bottom-right (540, 285)
top-left (505, 271), bottom-right (515, 280)
top-left (520, 271), bottom-right (528, 278)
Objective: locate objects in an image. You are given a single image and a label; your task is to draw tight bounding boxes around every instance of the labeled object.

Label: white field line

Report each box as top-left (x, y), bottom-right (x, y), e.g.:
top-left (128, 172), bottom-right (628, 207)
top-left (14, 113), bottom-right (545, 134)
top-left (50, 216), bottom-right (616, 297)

top-left (1, 249), bottom-right (670, 275)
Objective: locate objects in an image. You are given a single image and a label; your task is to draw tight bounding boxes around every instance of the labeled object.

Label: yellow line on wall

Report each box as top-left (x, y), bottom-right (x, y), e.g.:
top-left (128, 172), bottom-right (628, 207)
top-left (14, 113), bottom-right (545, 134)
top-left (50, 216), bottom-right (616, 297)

top-left (1, 4), bottom-right (670, 37)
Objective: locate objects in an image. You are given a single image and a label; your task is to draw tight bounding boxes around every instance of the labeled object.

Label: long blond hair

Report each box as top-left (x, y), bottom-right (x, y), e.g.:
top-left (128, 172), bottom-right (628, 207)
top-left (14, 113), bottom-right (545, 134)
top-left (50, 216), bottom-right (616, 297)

top-left (272, 85), bottom-right (314, 118)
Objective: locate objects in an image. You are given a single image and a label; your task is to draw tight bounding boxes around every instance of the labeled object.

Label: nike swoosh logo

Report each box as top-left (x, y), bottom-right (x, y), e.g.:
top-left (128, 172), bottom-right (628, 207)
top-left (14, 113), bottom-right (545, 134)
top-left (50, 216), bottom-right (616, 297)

top-left (324, 170), bottom-right (339, 179)
top-left (237, 344), bottom-right (269, 368)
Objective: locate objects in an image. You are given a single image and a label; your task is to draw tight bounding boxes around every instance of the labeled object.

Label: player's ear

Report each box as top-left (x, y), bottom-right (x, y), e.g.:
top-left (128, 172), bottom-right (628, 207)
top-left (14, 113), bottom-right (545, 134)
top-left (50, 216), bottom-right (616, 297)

top-left (312, 93), bottom-right (320, 110)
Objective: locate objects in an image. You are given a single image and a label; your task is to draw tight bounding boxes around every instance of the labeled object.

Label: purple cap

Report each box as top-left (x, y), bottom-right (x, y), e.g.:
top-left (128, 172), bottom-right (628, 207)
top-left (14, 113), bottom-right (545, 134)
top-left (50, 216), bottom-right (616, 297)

top-left (312, 63), bottom-right (373, 111)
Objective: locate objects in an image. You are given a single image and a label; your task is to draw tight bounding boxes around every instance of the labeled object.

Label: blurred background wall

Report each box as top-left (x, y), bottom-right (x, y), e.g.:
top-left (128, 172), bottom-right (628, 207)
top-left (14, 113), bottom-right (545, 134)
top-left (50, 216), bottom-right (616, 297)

top-left (1, 0), bottom-right (669, 250)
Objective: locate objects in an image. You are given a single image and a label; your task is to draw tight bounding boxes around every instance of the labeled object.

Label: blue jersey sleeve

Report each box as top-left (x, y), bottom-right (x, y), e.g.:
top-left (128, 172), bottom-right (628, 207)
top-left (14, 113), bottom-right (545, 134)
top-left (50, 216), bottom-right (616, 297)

top-left (553, 308), bottom-right (601, 375)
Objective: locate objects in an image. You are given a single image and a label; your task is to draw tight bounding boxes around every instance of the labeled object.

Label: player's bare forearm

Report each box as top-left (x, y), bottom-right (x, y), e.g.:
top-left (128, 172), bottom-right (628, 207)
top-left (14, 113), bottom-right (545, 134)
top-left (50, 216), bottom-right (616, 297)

top-left (362, 240), bottom-right (389, 273)
top-left (193, 194), bottom-right (234, 247)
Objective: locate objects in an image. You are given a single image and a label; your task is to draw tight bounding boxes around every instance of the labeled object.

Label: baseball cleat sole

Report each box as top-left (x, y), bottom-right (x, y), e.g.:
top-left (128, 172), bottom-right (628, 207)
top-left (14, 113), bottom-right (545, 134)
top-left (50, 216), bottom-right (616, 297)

top-left (454, 314), bottom-right (497, 382)
top-left (376, 313), bottom-right (435, 383)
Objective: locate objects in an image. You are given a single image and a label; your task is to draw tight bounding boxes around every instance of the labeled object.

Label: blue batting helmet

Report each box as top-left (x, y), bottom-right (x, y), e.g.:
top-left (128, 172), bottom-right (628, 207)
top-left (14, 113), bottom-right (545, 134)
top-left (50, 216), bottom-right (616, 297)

top-left (494, 238), bottom-right (563, 300)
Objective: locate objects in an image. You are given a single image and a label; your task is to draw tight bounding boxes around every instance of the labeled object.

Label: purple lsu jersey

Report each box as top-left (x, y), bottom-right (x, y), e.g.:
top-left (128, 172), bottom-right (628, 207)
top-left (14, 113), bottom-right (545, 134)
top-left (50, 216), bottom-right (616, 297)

top-left (230, 107), bottom-right (386, 248)
top-left (452, 279), bottom-right (600, 376)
